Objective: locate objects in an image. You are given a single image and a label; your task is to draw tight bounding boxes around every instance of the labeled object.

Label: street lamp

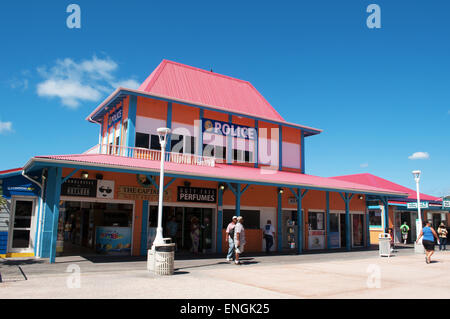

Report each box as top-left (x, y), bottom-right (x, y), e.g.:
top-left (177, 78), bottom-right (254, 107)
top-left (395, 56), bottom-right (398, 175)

top-left (412, 170), bottom-right (424, 253)
top-left (152, 127), bottom-right (171, 248)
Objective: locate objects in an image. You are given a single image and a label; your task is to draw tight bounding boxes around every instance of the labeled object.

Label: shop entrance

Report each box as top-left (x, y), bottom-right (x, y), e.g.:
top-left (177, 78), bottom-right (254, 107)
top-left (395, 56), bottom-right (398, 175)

top-left (352, 214), bottom-right (364, 247)
top-left (148, 205), bottom-right (214, 253)
top-left (58, 201), bottom-right (134, 256)
top-left (399, 212), bottom-right (412, 244)
top-left (8, 197), bottom-right (36, 253)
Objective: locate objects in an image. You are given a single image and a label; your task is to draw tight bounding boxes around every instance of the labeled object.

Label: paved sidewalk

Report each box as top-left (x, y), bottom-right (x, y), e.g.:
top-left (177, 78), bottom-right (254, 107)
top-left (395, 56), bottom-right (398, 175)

top-left (1, 248), bottom-right (449, 299)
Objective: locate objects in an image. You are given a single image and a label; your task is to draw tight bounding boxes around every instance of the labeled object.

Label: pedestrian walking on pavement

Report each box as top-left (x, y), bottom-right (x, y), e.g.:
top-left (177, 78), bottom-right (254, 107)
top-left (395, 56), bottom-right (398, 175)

top-left (438, 223), bottom-right (448, 251)
top-left (234, 216), bottom-right (246, 265)
top-left (263, 220), bottom-right (275, 254)
top-left (225, 216), bottom-right (237, 262)
top-left (417, 220), bottom-right (440, 264)
top-left (400, 222), bottom-right (410, 244)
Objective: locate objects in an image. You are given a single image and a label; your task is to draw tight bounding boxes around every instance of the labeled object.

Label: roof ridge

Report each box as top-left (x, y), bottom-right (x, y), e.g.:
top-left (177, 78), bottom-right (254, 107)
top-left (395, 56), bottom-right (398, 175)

top-left (162, 59), bottom-right (252, 85)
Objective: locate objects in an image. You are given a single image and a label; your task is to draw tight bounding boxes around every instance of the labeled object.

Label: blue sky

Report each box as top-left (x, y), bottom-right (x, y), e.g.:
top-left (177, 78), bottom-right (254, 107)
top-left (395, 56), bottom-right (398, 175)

top-left (0, 1), bottom-right (449, 196)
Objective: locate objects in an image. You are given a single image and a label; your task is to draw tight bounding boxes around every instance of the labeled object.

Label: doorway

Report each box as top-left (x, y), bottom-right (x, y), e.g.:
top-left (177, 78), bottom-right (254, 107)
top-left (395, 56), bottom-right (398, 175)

top-left (148, 205), bottom-right (214, 253)
top-left (340, 214), bottom-right (347, 248)
top-left (8, 197), bottom-right (36, 253)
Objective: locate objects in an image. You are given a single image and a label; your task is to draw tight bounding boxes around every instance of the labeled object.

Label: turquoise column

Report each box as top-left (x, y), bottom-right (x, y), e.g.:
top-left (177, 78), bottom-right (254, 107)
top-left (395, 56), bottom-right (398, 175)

top-left (345, 194), bottom-right (351, 251)
top-left (140, 200), bottom-right (149, 256)
top-left (297, 188), bottom-right (303, 254)
top-left (366, 203), bottom-right (371, 247)
top-left (126, 95), bottom-right (137, 149)
top-left (326, 191), bottom-right (330, 250)
top-left (235, 183), bottom-right (241, 217)
top-left (277, 189), bottom-right (282, 252)
top-left (217, 188), bottom-right (224, 253)
top-left (227, 114), bottom-right (232, 164)
top-left (48, 167), bottom-right (62, 264)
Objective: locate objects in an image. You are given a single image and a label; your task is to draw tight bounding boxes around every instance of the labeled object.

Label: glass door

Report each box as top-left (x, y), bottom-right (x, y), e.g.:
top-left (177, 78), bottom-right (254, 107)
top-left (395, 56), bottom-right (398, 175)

top-left (329, 213), bottom-right (340, 248)
top-left (9, 198), bottom-right (35, 252)
top-left (352, 214), bottom-right (364, 247)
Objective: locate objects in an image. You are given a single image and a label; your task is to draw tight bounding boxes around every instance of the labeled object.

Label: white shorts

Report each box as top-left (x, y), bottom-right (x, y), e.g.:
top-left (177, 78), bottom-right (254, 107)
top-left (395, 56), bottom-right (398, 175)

top-left (236, 245), bottom-right (245, 254)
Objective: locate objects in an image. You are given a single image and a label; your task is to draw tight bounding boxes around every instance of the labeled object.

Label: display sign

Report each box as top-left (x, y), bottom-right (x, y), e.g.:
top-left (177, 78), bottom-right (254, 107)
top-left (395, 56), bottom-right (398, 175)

top-left (117, 186), bottom-right (171, 201)
top-left (308, 231), bottom-right (325, 250)
top-left (95, 226), bottom-right (131, 255)
top-left (407, 202), bottom-right (429, 209)
top-left (203, 118), bottom-right (256, 140)
top-left (177, 187), bottom-right (217, 203)
top-left (107, 106), bottom-right (123, 129)
top-left (61, 178), bottom-right (97, 198)
top-left (97, 180), bottom-right (115, 199)
top-left (443, 200), bottom-right (450, 208)
top-left (61, 178), bottom-right (115, 199)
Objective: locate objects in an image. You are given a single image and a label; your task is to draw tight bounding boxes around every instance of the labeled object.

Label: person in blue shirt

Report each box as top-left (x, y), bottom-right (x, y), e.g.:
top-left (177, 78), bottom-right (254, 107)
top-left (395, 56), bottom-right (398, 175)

top-left (416, 220), bottom-right (440, 264)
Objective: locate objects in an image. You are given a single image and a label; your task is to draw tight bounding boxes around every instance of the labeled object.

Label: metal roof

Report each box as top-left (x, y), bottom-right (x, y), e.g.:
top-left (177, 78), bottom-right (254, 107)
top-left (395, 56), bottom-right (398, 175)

top-left (25, 154), bottom-right (408, 197)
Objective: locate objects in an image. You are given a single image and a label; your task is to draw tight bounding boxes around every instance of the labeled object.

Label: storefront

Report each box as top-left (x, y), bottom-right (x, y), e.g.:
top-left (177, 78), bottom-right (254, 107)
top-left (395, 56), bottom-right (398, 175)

top-left (0, 172), bottom-right (40, 258)
top-left (0, 60), bottom-right (411, 262)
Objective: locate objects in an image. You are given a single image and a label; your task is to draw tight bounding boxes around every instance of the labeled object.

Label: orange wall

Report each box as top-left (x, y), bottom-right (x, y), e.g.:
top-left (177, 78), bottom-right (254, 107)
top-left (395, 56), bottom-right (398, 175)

top-left (136, 96), bottom-right (167, 120)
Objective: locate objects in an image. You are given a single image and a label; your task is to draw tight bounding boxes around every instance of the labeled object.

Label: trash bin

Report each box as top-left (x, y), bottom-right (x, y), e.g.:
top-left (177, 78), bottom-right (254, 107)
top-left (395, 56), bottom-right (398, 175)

top-left (154, 243), bottom-right (175, 275)
top-left (147, 238), bottom-right (175, 275)
top-left (378, 233), bottom-right (392, 257)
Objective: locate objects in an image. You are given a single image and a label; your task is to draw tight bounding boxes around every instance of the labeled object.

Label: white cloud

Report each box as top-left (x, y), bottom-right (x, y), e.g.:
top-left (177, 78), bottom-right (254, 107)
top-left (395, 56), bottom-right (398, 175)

top-left (408, 152), bottom-right (430, 160)
top-left (360, 163), bottom-right (369, 168)
top-left (36, 55), bottom-right (139, 108)
top-left (0, 121), bottom-right (13, 134)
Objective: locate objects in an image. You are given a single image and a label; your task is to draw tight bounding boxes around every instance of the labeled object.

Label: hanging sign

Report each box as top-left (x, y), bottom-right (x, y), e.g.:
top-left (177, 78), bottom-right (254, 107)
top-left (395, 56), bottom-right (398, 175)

top-left (443, 201), bottom-right (450, 208)
top-left (177, 187), bottom-right (217, 203)
top-left (407, 202), bottom-right (429, 209)
top-left (107, 107), bottom-right (123, 129)
top-left (203, 118), bottom-right (256, 140)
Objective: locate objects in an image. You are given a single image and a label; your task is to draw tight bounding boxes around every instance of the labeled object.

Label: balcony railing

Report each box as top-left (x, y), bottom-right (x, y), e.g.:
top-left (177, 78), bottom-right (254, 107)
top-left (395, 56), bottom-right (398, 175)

top-left (89, 144), bottom-right (216, 168)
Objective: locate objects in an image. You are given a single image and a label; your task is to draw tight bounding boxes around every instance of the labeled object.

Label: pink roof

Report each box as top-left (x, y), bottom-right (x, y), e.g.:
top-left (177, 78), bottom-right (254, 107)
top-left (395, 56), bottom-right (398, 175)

top-left (138, 60), bottom-right (285, 121)
top-left (31, 154), bottom-right (408, 197)
top-left (331, 173), bottom-right (442, 203)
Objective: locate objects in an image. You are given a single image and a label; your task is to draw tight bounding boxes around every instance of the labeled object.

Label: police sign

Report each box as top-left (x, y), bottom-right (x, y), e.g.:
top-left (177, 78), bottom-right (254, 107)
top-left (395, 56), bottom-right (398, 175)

top-left (203, 118), bottom-right (256, 140)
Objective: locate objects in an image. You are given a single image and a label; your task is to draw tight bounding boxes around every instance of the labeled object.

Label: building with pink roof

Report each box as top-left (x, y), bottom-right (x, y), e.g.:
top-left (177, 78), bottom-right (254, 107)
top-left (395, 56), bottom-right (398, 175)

top-left (1, 59), bottom-right (446, 262)
top-left (331, 173), bottom-right (445, 244)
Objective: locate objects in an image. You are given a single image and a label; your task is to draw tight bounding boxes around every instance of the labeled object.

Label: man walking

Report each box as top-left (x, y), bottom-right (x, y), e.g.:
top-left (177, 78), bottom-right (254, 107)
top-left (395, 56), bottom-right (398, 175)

top-left (263, 220), bottom-right (275, 254)
top-left (234, 216), bottom-right (246, 265)
top-left (225, 216), bottom-right (237, 262)
top-left (400, 222), bottom-right (410, 244)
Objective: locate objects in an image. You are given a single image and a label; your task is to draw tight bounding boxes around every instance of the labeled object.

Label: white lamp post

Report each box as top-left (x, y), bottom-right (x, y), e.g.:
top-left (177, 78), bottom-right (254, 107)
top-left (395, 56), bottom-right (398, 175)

top-left (152, 127), bottom-right (171, 248)
top-left (412, 170), bottom-right (424, 253)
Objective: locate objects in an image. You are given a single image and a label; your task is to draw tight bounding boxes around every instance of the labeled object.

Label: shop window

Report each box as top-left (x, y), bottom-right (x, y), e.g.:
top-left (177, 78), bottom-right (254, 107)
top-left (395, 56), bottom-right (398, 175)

top-left (150, 135), bottom-right (160, 150)
top-left (369, 210), bottom-right (382, 227)
top-left (223, 209), bottom-right (260, 229)
top-left (214, 146), bottom-right (226, 160)
top-left (308, 212), bottom-right (324, 230)
top-left (185, 136), bottom-right (195, 154)
top-left (244, 151), bottom-right (253, 163)
top-left (233, 149), bottom-right (243, 162)
top-left (135, 132), bottom-right (150, 149)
